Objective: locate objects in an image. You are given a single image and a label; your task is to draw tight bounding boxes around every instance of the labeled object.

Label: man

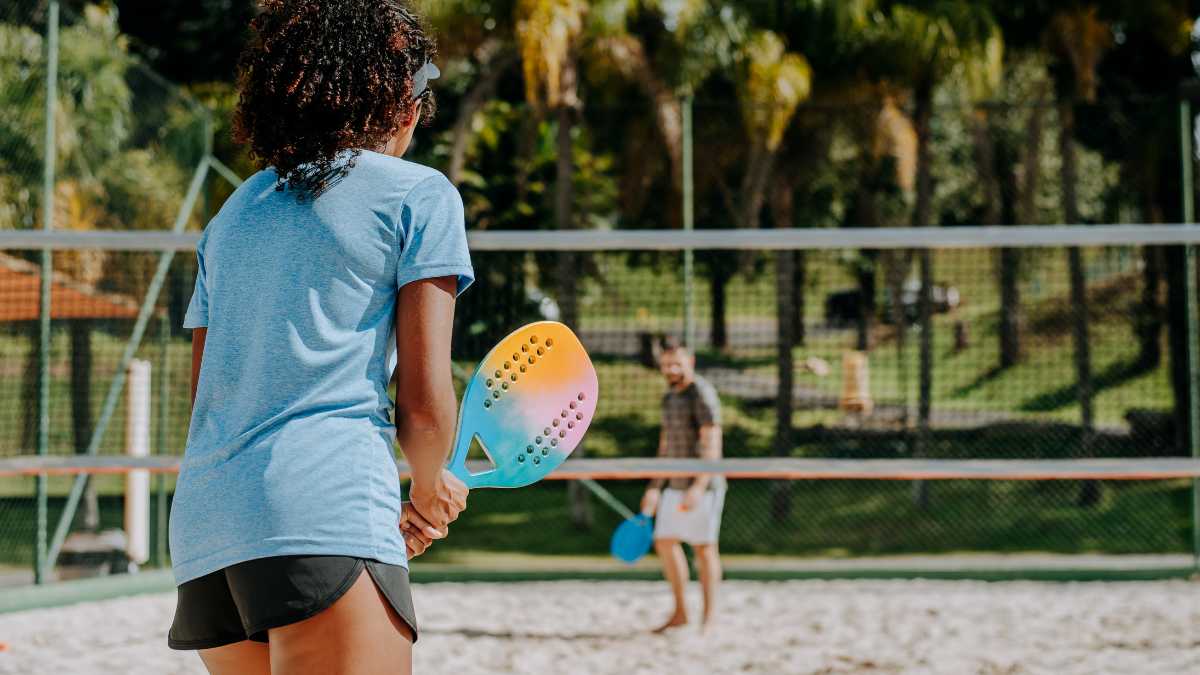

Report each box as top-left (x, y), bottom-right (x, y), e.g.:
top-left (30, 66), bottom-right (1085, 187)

top-left (640, 336), bottom-right (725, 633)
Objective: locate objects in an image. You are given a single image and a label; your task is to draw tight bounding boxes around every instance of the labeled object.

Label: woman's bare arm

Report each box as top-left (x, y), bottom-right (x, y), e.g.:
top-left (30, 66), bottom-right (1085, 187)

top-left (394, 276), bottom-right (467, 532)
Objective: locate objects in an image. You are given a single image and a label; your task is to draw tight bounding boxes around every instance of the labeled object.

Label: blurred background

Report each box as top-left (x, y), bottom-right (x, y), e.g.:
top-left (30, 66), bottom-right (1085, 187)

top-left (3, 0), bottom-right (1200, 589)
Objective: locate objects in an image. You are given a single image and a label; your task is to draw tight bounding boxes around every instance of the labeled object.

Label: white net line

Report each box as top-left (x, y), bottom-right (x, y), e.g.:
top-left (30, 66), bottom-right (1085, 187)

top-left (4, 456), bottom-right (1200, 480)
top-left (3, 224), bottom-right (1200, 252)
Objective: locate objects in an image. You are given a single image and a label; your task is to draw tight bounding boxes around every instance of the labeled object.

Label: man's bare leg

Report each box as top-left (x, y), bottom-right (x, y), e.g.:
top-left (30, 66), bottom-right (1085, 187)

top-left (653, 538), bottom-right (689, 632)
top-left (694, 543), bottom-right (721, 630)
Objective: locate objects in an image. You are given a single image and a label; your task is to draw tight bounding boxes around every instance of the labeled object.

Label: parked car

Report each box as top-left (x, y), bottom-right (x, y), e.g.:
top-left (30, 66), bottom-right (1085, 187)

top-left (824, 289), bottom-right (863, 328)
top-left (825, 280), bottom-right (961, 328)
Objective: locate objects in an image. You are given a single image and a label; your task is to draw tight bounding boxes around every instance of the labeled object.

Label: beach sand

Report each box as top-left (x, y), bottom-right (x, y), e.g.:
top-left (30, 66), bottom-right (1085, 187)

top-left (0, 579), bottom-right (1197, 674)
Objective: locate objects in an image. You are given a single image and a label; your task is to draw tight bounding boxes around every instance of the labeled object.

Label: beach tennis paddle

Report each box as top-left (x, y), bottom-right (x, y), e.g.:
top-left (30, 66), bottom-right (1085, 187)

top-left (610, 514), bottom-right (654, 564)
top-left (446, 321), bottom-right (598, 488)
top-left (576, 477), bottom-right (656, 564)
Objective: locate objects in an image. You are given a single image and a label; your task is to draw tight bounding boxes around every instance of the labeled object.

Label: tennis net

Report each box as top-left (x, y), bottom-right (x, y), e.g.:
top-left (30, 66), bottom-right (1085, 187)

top-left (1, 225), bottom-right (1199, 587)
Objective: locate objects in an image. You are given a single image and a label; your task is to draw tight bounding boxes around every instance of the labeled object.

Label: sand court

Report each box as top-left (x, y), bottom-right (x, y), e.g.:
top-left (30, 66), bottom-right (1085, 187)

top-left (1, 579), bottom-right (1197, 674)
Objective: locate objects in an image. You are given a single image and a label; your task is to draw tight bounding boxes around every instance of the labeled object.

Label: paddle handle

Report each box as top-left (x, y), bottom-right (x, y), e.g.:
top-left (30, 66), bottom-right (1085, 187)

top-left (578, 477), bottom-right (637, 520)
top-left (445, 429), bottom-right (494, 489)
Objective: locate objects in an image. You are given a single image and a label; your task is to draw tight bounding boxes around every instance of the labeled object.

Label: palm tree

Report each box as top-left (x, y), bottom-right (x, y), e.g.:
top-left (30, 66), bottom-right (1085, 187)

top-left (1046, 5), bottom-right (1111, 507)
top-left (729, 30), bottom-right (812, 518)
top-left (416, 0), bottom-right (522, 186)
top-left (512, 0), bottom-right (593, 526)
top-left (588, 0), bottom-right (714, 226)
top-left (870, 1), bottom-right (1002, 506)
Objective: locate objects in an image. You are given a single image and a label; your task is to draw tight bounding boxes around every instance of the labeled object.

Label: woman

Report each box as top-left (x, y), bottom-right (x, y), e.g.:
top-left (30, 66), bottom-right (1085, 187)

top-left (166, 3), bottom-right (471, 673)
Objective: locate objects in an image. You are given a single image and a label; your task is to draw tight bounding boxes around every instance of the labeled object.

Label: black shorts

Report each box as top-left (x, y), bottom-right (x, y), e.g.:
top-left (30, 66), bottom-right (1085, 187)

top-left (168, 555), bottom-right (418, 650)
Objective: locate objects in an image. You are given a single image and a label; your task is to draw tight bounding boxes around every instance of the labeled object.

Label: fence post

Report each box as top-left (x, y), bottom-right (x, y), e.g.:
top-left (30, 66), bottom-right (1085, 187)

top-left (34, 0), bottom-right (61, 586)
top-left (1180, 99), bottom-right (1200, 575)
top-left (155, 312), bottom-right (170, 567)
top-left (682, 95), bottom-right (696, 349)
top-left (44, 157), bottom-right (210, 572)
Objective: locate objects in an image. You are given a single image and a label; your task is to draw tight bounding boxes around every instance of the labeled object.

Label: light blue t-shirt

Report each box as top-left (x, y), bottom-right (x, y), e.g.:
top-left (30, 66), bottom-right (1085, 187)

top-left (169, 150), bottom-right (474, 585)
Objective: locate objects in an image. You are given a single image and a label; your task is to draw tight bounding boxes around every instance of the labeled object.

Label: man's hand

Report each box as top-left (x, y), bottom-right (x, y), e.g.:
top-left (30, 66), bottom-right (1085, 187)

top-left (640, 488), bottom-right (661, 517)
top-left (409, 468), bottom-right (468, 534)
top-left (681, 485), bottom-right (704, 512)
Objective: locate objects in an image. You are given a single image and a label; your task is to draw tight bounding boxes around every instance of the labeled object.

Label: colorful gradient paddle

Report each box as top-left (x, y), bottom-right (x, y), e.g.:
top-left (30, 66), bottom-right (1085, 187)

top-left (446, 321), bottom-right (598, 488)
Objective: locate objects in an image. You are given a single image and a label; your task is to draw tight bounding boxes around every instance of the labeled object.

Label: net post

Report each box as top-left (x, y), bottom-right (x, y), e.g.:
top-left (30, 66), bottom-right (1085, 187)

top-left (125, 360), bottom-right (152, 566)
top-left (201, 107), bottom-right (214, 225)
top-left (1180, 97), bottom-right (1200, 575)
top-left (682, 95), bottom-right (696, 349)
top-left (34, 0), bottom-right (61, 586)
top-left (45, 157), bottom-right (211, 572)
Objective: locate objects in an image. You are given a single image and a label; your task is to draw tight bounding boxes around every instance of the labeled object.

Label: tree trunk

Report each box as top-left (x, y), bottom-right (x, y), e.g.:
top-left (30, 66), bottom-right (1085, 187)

top-left (1019, 95), bottom-right (1046, 226)
top-left (1135, 245), bottom-right (1164, 371)
top-left (69, 321), bottom-right (99, 531)
top-left (555, 58), bottom-right (591, 529)
top-left (595, 36), bottom-right (684, 227)
top-left (513, 113), bottom-right (540, 205)
top-left (21, 323), bottom-right (38, 453)
top-left (855, 258), bottom-right (877, 352)
top-left (974, 108), bottom-right (1021, 369)
top-left (1134, 194), bottom-right (1165, 372)
top-left (710, 261), bottom-right (730, 352)
top-left (738, 145), bottom-right (777, 231)
top-left (793, 251), bottom-right (806, 346)
top-left (1000, 95), bottom-right (1047, 369)
top-left (912, 86), bottom-right (935, 509)
top-left (853, 148), bottom-right (881, 352)
top-left (884, 251), bottom-right (912, 426)
top-left (913, 250), bottom-right (934, 509)
top-left (448, 47), bottom-right (517, 186)
top-left (770, 181), bottom-right (796, 521)
top-left (1060, 100), bottom-right (1098, 507)
top-left (998, 249), bottom-right (1022, 368)
top-left (1166, 246), bottom-right (1191, 455)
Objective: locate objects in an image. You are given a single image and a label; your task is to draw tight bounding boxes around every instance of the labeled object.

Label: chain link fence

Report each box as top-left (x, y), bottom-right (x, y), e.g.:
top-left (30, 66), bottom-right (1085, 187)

top-left (3, 233), bottom-right (1193, 584)
top-left (435, 239), bottom-right (1195, 565)
top-left (0, 1), bottom-right (208, 583)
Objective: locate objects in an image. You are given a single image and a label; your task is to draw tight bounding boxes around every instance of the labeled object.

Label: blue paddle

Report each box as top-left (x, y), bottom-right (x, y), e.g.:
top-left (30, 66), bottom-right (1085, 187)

top-left (578, 477), bottom-right (654, 564)
top-left (610, 514), bottom-right (654, 564)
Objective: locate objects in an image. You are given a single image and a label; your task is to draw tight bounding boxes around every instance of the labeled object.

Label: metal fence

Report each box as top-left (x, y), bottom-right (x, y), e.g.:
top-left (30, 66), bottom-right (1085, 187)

top-left (0, 0), bottom-right (214, 583)
top-left (1, 227), bottom-right (1198, 585)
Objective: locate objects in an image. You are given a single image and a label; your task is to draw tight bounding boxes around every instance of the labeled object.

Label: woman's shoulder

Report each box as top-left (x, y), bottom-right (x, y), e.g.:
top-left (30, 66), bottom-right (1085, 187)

top-left (353, 150), bottom-right (450, 191)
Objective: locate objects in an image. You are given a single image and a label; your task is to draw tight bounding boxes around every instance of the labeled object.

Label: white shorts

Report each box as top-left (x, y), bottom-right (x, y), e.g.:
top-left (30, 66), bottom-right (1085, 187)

top-left (653, 487), bottom-right (725, 546)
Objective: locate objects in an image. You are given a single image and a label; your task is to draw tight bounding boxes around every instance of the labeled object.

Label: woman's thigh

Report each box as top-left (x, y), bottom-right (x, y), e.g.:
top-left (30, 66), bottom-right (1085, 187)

top-left (198, 641), bottom-right (270, 675)
top-left (267, 569), bottom-right (415, 675)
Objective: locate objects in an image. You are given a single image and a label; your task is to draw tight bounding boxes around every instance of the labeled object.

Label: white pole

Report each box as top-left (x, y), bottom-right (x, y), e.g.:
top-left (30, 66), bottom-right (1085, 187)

top-left (124, 359), bottom-right (151, 566)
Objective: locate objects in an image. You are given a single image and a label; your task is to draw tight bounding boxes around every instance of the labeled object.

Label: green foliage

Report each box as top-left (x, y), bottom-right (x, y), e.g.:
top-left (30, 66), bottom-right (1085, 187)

top-left (54, 5), bottom-right (133, 179)
top-left (0, 4), bottom-right (204, 237)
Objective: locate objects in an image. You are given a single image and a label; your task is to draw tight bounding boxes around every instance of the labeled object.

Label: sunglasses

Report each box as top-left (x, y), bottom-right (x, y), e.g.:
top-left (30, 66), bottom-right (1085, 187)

top-left (411, 60), bottom-right (440, 101)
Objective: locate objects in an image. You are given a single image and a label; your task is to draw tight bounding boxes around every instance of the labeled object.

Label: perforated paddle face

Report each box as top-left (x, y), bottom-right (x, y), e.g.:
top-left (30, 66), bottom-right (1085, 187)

top-left (610, 515), bottom-right (653, 564)
top-left (448, 321), bottom-right (598, 489)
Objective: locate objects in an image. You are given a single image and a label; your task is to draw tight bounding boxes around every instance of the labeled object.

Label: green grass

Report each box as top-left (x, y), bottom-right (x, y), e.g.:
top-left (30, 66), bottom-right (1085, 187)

top-left (0, 476), bottom-right (1190, 569)
top-left (0, 247), bottom-right (1184, 568)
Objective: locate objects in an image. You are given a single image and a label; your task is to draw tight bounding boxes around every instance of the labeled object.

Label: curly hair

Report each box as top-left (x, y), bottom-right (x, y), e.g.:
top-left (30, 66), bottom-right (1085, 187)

top-left (233, 0), bottom-right (437, 195)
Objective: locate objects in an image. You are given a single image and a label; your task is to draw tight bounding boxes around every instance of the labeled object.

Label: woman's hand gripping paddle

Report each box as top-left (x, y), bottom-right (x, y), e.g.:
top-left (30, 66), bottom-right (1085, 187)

top-left (446, 321), bottom-right (598, 488)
